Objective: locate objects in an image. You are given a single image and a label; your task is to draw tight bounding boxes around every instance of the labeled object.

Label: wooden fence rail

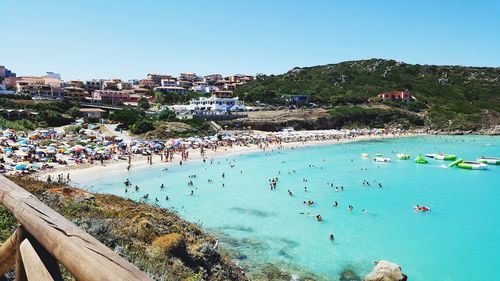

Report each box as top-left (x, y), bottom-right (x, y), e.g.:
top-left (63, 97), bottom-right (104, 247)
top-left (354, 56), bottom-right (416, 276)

top-left (0, 175), bottom-right (152, 281)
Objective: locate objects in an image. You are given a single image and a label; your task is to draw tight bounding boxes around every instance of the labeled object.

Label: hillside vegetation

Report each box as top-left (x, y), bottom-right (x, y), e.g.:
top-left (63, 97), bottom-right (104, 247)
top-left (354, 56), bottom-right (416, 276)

top-left (235, 59), bottom-right (500, 131)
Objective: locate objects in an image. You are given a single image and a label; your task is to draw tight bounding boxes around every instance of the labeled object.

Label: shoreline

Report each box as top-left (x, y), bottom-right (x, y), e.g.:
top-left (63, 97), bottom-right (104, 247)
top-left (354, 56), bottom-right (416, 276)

top-left (35, 132), bottom-right (424, 185)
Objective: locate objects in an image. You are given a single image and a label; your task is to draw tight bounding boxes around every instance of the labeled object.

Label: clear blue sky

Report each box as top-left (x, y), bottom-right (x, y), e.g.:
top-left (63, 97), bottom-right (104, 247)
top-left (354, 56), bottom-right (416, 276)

top-left (1, 0), bottom-right (499, 80)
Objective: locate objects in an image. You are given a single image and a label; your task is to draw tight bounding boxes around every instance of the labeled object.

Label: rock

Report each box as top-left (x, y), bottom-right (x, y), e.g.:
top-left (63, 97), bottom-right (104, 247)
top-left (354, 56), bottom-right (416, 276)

top-left (340, 269), bottom-right (361, 281)
top-left (149, 233), bottom-right (188, 259)
top-left (364, 260), bottom-right (407, 281)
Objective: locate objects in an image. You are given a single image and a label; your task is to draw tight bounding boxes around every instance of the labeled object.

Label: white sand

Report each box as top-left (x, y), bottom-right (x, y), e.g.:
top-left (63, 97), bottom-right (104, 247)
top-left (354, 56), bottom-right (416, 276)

top-left (35, 133), bottom-right (423, 185)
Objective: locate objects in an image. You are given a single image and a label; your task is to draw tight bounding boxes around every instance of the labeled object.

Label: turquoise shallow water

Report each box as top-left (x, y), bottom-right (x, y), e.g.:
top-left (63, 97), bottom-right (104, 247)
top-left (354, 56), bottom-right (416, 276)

top-left (79, 135), bottom-right (499, 280)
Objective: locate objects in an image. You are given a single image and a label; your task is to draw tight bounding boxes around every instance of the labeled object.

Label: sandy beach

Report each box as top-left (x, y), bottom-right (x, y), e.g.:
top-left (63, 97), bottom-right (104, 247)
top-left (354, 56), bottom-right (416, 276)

top-left (36, 132), bottom-right (423, 185)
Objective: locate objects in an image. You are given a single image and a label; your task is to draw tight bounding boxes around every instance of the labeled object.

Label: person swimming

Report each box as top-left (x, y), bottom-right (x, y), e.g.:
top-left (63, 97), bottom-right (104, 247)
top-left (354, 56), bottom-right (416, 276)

top-left (160, 184), bottom-right (164, 189)
top-left (288, 190), bottom-right (293, 196)
top-left (333, 201), bottom-right (338, 207)
top-left (316, 215), bottom-right (323, 221)
top-left (329, 233), bottom-right (334, 240)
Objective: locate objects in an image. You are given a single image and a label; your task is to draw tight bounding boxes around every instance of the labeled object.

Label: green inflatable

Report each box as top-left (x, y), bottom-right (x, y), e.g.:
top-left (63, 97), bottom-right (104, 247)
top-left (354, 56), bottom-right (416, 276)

top-left (415, 155), bottom-right (428, 164)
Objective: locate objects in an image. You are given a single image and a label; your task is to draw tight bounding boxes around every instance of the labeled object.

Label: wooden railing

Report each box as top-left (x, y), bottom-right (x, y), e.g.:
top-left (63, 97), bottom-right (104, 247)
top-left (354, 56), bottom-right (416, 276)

top-left (0, 175), bottom-right (152, 281)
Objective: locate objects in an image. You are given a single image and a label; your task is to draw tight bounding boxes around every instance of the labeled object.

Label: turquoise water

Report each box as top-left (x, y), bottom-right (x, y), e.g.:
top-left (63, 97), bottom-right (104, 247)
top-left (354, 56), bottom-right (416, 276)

top-left (79, 136), bottom-right (499, 280)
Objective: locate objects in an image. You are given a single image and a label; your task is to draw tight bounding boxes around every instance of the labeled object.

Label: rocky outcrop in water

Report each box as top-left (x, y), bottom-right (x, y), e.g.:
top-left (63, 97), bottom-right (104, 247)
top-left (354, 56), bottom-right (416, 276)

top-left (364, 260), bottom-right (407, 281)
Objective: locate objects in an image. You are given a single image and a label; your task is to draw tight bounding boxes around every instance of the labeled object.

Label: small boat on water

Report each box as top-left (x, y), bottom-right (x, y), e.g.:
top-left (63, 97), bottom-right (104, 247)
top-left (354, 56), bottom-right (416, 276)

top-left (449, 159), bottom-right (487, 170)
top-left (415, 155), bottom-right (428, 164)
top-left (477, 157), bottom-right (500, 165)
top-left (374, 157), bottom-right (391, 163)
top-left (361, 153), bottom-right (369, 158)
top-left (425, 153), bottom-right (437, 158)
top-left (434, 154), bottom-right (457, 161)
top-left (396, 153), bottom-right (411, 160)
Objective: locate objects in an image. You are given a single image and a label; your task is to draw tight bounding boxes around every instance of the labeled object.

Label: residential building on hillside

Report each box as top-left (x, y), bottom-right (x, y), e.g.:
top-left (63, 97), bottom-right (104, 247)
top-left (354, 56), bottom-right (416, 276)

top-left (9, 76), bottom-right (62, 96)
top-left (102, 80), bottom-right (120, 90)
top-left (139, 79), bottom-right (156, 88)
top-left (226, 74), bottom-right (254, 83)
top-left (117, 81), bottom-right (132, 90)
top-left (128, 79), bottom-right (139, 85)
top-left (0, 66), bottom-right (16, 79)
top-left (176, 80), bottom-right (193, 88)
top-left (160, 79), bottom-right (177, 87)
top-left (79, 108), bottom-right (107, 119)
top-left (63, 86), bottom-right (89, 101)
top-left (204, 74), bottom-right (222, 82)
top-left (378, 91), bottom-right (414, 102)
top-left (192, 85), bottom-right (218, 93)
top-left (213, 90), bottom-right (234, 98)
top-left (0, 84), bottom-right (16, 95)
top-left (90, 90), bottom-right (131, 104)
top-left (66, 80), bottom-right (85, 88)
top-left (223, 83), bottom-right (237, 90)
top-left (153, 86), bottom-right (187, 94)
top-left (180, 72), bottom-right (199, 81)
top-left (45, 72), bottom-right (61, 80)
top-left (84, 80), bottom-right (102, 91)
top-left (147, 74), bottom-right (172, 85)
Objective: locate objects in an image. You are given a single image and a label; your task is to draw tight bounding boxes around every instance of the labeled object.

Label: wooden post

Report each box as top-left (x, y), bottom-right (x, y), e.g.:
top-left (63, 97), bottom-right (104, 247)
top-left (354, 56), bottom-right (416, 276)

top-left (26, 237), bottom-right (63, 281)
top-left (15, 226), bottom-right (27, 281)
top-left (19, 239), bottom-right (55, 281)
top-left (0, 229), bottom-right (17, 275)
top-left (0, 175), bottom-right (152, 281)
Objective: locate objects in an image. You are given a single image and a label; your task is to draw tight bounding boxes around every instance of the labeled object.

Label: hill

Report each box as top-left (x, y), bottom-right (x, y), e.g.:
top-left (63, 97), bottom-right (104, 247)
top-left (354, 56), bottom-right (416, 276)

top-left (234, 59), bottom-right (500, 131)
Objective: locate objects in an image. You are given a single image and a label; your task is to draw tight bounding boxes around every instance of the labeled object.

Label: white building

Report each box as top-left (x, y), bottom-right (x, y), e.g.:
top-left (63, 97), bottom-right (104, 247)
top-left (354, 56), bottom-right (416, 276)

top-left (186, 95), bottom-right (246, 112)
top-left (191, 85), bottom-right (218, 93)
top-left (160, 79), bottom-right (176, 87)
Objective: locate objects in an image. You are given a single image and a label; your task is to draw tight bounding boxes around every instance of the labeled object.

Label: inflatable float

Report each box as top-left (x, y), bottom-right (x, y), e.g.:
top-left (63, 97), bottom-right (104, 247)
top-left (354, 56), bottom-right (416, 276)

top-left (396, 153), bottom-right (411, 160)
top-left (434, 154), bottom-right (457, 161)
top-left (449, 159), bottom-right (487, 170)
top-left (361, 153), bottom-right (369, 158)
top-left (457, 161), bottom-right (488, 170)
top-left (415, 155), bottom-right (428, 164)
top-left (374, 157), bottom-right (391, 163)
top-left (477, 157), bottom-right (500, 165)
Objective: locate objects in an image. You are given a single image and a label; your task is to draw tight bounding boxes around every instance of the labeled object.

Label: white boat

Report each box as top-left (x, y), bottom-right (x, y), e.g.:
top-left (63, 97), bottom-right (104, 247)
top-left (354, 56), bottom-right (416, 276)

top-left (374, 157), bottom-right (391, 163)
top-left (425, 153), bottom-right (437, 158)
top-left (361, 153), bottom-right (369, 158)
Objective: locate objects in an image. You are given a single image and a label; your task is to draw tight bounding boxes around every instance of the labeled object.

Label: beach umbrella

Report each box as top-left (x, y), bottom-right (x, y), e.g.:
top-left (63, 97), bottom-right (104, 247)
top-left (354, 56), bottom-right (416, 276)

top-left (71, 145), bottom-right (85, 152)
top-left (15, 163), bottom-right (28, 170)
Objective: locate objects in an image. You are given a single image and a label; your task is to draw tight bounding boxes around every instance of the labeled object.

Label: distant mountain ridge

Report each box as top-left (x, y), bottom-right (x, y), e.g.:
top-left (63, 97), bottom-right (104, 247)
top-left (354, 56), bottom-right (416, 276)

top-left (235, 59), bottom-right (500, 131)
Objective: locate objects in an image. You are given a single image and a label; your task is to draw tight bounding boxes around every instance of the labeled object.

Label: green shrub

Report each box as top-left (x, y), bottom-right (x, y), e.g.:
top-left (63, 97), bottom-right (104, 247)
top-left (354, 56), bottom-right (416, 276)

top-left (158, 108), bottom-right (177, 121)
top-left (130, 119), bottom-right (154, 134)
top-left (0, 117), bottom-right (36, 131)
